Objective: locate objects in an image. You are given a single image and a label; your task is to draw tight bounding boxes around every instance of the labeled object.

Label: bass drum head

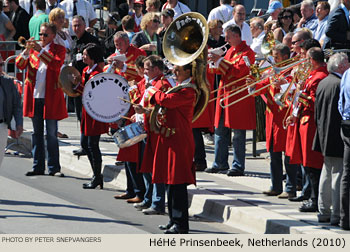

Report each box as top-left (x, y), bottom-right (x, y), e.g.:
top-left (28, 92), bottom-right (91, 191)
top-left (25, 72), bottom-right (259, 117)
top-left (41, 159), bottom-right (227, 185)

top-left (82, 73), bottom-right (131, 123)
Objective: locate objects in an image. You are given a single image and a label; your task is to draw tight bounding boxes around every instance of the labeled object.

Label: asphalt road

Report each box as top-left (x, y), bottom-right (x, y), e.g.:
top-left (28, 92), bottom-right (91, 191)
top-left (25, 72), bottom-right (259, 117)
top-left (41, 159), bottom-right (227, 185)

top-left (0, 154), bottom-right (245, 234)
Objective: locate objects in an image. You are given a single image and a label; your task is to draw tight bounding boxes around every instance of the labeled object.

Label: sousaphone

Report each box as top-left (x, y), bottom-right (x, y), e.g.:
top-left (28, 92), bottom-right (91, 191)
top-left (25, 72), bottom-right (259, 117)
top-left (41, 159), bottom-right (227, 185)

top-left (150, 12), bottom-right (210, 132)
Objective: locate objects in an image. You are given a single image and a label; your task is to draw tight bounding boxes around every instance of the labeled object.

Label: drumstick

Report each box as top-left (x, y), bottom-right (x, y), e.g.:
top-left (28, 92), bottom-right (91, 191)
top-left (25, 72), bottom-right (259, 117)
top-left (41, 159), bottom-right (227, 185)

top-left (120, 115), bottom-right (133, 121)
top-left (118, 97), bottom-right (139, 106)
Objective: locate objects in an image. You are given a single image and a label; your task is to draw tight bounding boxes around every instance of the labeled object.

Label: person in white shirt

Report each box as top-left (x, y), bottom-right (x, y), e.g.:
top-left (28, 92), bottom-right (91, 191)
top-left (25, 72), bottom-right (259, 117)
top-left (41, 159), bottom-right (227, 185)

top-left (161, 0), bottom-right (190, 19)
top-left (250, 17), bottom-right (266, 59)
top-left (314, 1), bottom-right (330, 46)
top-left (207, 0), bottom-right (233, 24)
top-left (46, 0), bottom-right (63, 14)
top-left (60, 0), bottom-right (97, 36)
top-left (19, 0), bottom-right (36, 15)
top-left (223, 4), bottom-right (253, 46)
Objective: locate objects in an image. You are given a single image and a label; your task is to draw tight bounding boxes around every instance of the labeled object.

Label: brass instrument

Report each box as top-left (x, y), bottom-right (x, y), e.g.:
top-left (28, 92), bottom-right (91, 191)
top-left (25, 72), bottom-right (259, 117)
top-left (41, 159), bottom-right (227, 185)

top-left (17, 36), bottom-right (40, 49)
top-left (281, 60), bottom-right (312, 129)
top-left (218, 58), bottom-right (309, 109)
top-left (150, 12), bottom-right (210, 132)
top-left (324, 48), bottom-right (350, 58)
top-left (58, 66), bottom-right (81, 97)
top-left (261, 31), bottom-right (278, 56)
top-left (208, 55), bottom-right (300, 103)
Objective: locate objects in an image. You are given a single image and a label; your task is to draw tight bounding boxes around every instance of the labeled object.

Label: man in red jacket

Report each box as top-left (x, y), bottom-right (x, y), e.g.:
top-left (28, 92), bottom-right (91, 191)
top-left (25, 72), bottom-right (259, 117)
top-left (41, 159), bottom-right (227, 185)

top-left (286, 47), bottom-right (328, 212)
top-left (206, 24), bottom-right (256, 176)
top-left (16, 22), bottom-right (67, 176)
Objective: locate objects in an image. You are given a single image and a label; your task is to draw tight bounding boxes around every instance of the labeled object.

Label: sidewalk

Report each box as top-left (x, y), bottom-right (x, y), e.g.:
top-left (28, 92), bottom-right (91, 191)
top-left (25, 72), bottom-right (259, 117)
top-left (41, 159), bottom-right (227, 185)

top-left (6, 114), bottom-right (350, 234)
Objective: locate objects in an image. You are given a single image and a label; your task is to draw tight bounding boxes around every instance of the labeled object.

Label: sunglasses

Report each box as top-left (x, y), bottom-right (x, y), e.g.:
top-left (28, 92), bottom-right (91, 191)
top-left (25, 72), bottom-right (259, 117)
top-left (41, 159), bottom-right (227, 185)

top-left (292, 39), bottom-right (301, 45)
top-left (152, 19), bottom-right (160, 23)
top-left (282, 15), bottom-right (292, 19)
top-left (39, 33), bottom-right (49, 37)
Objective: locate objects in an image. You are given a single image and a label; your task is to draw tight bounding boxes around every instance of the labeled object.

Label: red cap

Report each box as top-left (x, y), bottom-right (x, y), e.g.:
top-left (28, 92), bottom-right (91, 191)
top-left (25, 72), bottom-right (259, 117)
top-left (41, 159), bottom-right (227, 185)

top-left (134, 0), bottom-right (144, 5)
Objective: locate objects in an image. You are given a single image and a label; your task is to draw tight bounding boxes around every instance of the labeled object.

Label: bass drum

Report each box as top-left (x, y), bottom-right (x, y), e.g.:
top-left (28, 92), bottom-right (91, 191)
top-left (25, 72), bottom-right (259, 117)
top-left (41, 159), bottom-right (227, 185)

top-left (82, 73), bottom-right (131, 123)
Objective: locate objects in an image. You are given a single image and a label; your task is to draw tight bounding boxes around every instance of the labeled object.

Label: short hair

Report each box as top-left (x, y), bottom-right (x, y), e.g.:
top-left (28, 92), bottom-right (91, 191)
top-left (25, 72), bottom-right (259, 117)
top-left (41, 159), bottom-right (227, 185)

top-left (224, 24), bottom-right (241, 37)
top-left (49, 8), bottom-right (65, 23)
top-left (221, 0), bottom-right (231, 4)
top-left (317, 1), bottom-right (330, 11)
top-left (140, 12), bottom-right (160, 31)
top-left (114, 31), bottom-right (130, 42)
top-left (144, 55), bottom-right (164, 71)
top-left (327, 52), bottom-right (348, 73)
top-left (250, 17), bottom-right (264, 30)
top-left (8, 0), bottom-right (20, 5)
top-left (208, 19), bottom-right (223, 30)
top-left (273, 43), bottom-right (291, 58)
top-left (35, 0), bottom-right (46, 10)
top-left (72, 15), bottom-right (86, 24)
top-left (301, 0), bottom-right (315, 10)
top-left (300, 38), bottom-right (321, 50)
top-left (146, 0), bottom-right (161, 10)
top-left (83, 43), bottom-right (104, 63)
top-left (308, 47), bottom-right (324, 63)
top-left (121, 15), bottom-right (135, 31)
top-left (135, 55), bottom-right (146, 68)
top-left (296, 29), bottom-right (313, 41)
top-left (40, 22), bottom-right (57, 35)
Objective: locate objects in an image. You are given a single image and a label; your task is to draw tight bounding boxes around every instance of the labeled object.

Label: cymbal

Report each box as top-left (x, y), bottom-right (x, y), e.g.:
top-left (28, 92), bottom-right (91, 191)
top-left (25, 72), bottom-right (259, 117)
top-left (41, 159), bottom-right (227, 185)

top-left (58, 66), bottom-right (81, 97)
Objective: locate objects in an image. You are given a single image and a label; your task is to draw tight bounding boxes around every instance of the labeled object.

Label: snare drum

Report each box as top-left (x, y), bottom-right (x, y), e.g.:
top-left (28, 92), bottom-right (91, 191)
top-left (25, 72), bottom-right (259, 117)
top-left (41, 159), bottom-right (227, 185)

top-left (113, 122), bottom-right (147, 148)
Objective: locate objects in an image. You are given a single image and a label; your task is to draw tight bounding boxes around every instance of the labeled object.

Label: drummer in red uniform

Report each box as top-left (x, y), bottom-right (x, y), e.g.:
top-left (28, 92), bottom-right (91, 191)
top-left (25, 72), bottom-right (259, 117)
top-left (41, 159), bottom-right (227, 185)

top-left (145, 63), bottom-right (197, 234)
top-left (107, 32), bottom-right (147, 203)
top-left (73, 43), bottom-right (109, 189)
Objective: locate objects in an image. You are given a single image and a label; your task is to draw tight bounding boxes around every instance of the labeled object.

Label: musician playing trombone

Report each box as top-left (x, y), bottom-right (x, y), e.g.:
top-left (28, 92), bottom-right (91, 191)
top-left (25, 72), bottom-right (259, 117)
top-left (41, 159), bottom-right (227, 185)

top-left (285, 47), bottom-right (328, 212)
top-left (205, 24), bottom-right (255, 176)
top-left (247, 44), bottom-right (299, 199)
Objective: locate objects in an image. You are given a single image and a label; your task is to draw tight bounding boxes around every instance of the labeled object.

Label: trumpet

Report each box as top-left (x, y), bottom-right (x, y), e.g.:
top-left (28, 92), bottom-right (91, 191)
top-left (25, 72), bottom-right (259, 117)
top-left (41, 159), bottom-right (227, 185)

top-left (218, 58), bottom-right (308, 109)
top-left (17, 36), bottom-right (40, 49)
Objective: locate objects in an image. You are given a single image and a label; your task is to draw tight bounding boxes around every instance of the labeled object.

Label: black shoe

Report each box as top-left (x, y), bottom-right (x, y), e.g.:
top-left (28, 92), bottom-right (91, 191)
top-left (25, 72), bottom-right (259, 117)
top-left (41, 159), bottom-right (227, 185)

top-left (164, 225), bottom-right (188, 234)
top-left (159, 223), bottom-right (173, 230)
top-left (194, 163), bottom-right (207, 172)
top-left (25, 170), bottom-right (45, 176)
top-left (73, 148), bottom-right (87, 156)
top-left (227, 169), bottom-right (244, 177)
top-left (299, 201), bottom-right (318, 212)
top-left (82, 176), bottom-right (103, 189)
top-left (49, 171), bottom-right (65, 177)
top-left (288, 195), bottom-right (309, 202)
top-left (204, 167), bottom-right (228, 174)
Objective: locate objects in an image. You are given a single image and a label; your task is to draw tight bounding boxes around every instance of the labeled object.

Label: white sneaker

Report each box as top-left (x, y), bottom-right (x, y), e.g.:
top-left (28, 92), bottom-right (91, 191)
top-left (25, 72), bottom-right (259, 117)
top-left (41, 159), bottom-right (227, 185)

top-left (203, 134), bottom-right (214, 145)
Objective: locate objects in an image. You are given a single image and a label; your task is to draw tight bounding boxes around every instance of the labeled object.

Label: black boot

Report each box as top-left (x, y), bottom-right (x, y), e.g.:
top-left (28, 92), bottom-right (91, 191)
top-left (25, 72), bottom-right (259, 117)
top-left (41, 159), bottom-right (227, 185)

top-left (83, 163), bottom-right (103, 189)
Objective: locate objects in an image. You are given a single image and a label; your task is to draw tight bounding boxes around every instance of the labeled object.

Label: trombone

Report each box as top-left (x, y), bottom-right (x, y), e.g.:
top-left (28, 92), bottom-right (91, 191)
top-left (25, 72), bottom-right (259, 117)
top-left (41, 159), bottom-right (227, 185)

top-left (208, 55), bottom-right (300, 103)
top-left (218, 58), bottom-right (308, 109)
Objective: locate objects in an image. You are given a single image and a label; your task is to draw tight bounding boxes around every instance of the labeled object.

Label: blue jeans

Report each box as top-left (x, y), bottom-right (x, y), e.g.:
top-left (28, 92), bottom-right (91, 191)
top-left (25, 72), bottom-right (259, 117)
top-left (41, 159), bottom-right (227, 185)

top-left (213, 112), bottom-right (246, 172)
top-left (31, 98), bottom-right (60, 173)
top-left (301, 165), bottom-right (312, 198)
top-left (284, 156), bottom-right (298, 194)
top-left (142, 173), bottom-right (165, 211)
top-left (192, 128), bottom-right (207, 166)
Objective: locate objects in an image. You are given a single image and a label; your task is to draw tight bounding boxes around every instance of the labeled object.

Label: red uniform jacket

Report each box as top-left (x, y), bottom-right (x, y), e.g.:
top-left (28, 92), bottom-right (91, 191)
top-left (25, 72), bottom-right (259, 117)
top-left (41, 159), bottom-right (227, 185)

top-left (148, 82), bottom-right (197, 185)
top-left (210, 41), bottom-right (256, 129)
top-left (192, 68), bottom-right (215, 130)
top-left (254, 73), bottom-right (292, 152)
top-left (298, 65), bottom-right (328, 168)
top-left (79, 66), bottom-right (109, 136)
top-left (129, 75), bottom-right (172, 173)
top-left (16, 43), bottom-right (67, 120)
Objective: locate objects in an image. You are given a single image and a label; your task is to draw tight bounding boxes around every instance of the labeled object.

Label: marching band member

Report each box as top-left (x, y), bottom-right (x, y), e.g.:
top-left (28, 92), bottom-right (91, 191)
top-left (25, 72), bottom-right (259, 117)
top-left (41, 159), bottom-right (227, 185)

top-left (16, 22), bottom-right (67, 177)
top-left (109, 32), bottom-right (147, 203)
top-left (249, 44), bottom-right (298, 199)
top-left (132, 55), bottom-right (172, 215)
top-left (145, 63), bottom-right (196, 234)
top-left (286, 47), bottom-right (328, 212)
top-left (206, 24), bottom-right (255, 177)
top-left (73, 43), bottom-right (108, 189)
